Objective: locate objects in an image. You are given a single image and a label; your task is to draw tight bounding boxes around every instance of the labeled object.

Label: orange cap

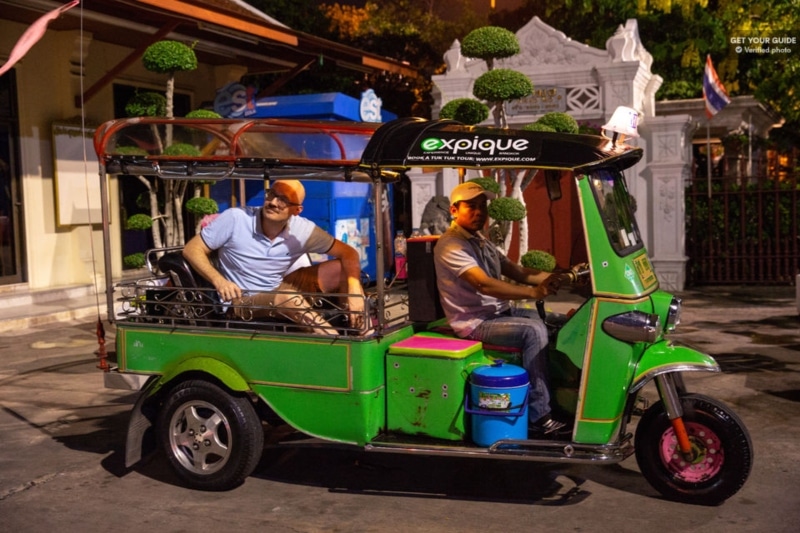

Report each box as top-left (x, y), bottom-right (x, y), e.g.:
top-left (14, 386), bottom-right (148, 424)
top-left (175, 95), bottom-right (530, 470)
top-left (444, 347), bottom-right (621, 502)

top-left (271, 180), bottom-right (305, 205)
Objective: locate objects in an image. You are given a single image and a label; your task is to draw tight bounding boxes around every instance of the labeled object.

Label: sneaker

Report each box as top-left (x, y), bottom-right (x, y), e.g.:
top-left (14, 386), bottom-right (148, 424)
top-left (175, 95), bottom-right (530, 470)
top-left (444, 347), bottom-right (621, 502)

top-left (529, 415), bottom-right (571, 438)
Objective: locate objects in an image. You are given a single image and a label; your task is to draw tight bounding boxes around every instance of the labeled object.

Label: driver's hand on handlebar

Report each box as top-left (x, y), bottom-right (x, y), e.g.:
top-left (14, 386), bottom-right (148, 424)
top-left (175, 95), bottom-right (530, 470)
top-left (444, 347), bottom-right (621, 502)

top-left (538, 273), bottom-right (562, 296)
top-left (214, 279), bottom-right (242, 302)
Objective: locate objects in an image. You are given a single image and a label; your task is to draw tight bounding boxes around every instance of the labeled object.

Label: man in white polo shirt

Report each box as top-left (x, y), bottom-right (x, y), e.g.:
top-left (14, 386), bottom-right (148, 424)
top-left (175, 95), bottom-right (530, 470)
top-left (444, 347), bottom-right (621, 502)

top-left (183, 179), bottom-right (366, 334)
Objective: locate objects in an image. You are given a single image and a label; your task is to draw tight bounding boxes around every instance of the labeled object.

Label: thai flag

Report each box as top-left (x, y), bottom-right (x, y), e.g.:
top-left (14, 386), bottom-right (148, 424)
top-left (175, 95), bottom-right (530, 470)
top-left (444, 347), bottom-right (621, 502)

top-left (702, 55), bottom-right (730, 119)
top-left (0, 1), bottom-right (80, 77)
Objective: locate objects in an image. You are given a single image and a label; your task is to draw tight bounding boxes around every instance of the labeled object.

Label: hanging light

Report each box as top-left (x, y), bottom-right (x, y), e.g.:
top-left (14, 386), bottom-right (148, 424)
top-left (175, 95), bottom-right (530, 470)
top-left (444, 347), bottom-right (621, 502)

top-left (602, 106), bottom-right (640, 145)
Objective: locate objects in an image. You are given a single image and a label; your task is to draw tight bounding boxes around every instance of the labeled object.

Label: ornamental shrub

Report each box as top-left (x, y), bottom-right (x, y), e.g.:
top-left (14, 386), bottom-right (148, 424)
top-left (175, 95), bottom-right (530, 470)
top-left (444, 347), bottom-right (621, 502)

top-left (521, 250), bottom-right (557, 272)
top-left (440, 98), bottom-right (490, 124)
top-left (535, 112), bottom-right (579, 134)
top-left (473, 69), bottom-right (533, 102)
top-left (113, 145), bottom-right (148, 156)
top-left (461, 26), bottom-right (520, 60)
top-left (488, 196), bottom-right (526, 222)
top-left (142, 40), bottom-right (197, 74)
top-left (123, 253), bottom-right (146, 269)
top-left (186, 109), bottom-right (222, 119)
top-left (522, 122), bottom-right (555, 132)
top-left (126, 213), bottom-right (152, 230)
top-left (186, 196), bottom-right (219, 217)
top-left (125, 91), bottom-right (166, 117)
top-left (163, 143), bottom-right (201, 156)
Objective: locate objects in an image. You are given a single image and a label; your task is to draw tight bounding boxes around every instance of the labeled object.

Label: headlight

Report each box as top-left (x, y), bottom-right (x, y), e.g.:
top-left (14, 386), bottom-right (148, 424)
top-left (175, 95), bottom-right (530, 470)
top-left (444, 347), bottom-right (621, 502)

top-left (665, 296), bottom-right (682, 333)
top-left (602, 311), bottom-right (662, 343)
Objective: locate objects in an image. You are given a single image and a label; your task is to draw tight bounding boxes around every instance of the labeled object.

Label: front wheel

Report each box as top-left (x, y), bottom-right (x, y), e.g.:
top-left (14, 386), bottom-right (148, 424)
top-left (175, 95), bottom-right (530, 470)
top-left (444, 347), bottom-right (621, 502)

top-left (635, 393), bottom-right (752, 506)
top-left (157, 379), bottom-right (264, 491)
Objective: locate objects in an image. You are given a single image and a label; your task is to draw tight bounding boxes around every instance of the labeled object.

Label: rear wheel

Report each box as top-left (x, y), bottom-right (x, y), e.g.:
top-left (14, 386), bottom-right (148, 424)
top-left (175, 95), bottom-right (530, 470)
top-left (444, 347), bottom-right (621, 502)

top-left (635, 393), bottom-right (752, 505)
top-left (157, 379), bottom-right (264, 491)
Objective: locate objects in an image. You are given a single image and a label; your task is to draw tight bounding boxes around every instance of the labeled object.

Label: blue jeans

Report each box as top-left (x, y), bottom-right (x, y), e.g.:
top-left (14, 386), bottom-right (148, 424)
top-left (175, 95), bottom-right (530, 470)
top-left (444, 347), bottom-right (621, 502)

top-left (466, 307), bottom-right (551, 423)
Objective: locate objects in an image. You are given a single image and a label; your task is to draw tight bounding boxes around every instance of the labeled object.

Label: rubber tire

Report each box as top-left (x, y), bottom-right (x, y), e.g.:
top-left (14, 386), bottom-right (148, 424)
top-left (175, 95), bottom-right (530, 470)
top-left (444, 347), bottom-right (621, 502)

top-left (635, 393), bottom-right (753, 506)
top-left (157, 379), bottom-right (264, 491)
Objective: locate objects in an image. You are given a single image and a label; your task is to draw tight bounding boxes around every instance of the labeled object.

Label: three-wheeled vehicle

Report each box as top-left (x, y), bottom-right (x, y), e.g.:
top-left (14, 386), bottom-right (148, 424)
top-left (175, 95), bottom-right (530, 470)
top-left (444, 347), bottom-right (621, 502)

top-left (95, 117), bottom-right (752, 505)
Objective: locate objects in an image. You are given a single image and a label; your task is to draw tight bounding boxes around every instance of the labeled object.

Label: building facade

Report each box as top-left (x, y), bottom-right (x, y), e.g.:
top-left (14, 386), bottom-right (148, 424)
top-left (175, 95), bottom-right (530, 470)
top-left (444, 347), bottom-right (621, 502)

top-left (0, 0), bottom-right (413, 307)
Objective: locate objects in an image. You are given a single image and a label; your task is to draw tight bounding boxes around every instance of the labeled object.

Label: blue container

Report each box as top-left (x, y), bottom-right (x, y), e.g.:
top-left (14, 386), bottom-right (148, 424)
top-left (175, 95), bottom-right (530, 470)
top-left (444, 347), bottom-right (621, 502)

top-left (466, 361), bottom-right (529, 446)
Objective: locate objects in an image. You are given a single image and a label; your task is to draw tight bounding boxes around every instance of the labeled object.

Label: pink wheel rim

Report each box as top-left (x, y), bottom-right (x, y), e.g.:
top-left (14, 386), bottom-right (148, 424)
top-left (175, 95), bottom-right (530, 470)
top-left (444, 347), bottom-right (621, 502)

top-left (659, 422), bottom-right (724, 482)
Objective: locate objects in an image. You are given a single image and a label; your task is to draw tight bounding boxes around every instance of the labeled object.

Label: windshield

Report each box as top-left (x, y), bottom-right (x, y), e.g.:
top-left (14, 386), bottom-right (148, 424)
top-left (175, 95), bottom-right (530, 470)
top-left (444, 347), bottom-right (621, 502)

top-left (588, 168), bottom-right (643, 256)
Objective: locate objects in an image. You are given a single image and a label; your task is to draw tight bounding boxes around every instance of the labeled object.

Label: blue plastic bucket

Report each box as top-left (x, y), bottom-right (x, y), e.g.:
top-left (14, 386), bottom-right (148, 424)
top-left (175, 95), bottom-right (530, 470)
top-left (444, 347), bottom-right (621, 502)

top-left (466, 361), bottom-right (529, 446)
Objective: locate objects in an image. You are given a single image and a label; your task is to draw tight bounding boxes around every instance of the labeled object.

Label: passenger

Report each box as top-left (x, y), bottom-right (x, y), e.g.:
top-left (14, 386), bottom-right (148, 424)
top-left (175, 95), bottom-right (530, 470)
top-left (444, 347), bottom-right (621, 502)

top-left (183, 179), bottom-right (366, 334)
top-left (433, 182), bottom-right (575, 437)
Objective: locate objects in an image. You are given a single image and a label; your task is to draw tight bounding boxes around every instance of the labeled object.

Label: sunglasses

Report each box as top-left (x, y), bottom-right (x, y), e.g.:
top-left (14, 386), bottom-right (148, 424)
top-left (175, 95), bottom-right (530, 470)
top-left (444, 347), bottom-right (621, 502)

top-left (264, 189), bottom-right (301, 208)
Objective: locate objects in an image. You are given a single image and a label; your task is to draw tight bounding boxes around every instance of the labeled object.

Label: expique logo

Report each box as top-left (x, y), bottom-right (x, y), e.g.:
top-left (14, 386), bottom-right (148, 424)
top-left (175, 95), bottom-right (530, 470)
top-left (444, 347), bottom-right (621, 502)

top-left (420, 136), bottom-right (529, 155)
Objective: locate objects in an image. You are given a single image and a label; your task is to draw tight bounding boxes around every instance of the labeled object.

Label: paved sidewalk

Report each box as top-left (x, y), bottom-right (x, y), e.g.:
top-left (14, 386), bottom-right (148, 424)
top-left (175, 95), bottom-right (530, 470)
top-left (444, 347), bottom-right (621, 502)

top-left (0, 285), bottom-right (798, 532)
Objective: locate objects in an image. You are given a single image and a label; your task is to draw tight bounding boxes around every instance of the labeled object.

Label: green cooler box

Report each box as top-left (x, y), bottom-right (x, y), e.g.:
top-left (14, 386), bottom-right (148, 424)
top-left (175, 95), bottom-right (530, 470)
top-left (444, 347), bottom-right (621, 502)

top-left (387, 333), bottom-right (491, 440)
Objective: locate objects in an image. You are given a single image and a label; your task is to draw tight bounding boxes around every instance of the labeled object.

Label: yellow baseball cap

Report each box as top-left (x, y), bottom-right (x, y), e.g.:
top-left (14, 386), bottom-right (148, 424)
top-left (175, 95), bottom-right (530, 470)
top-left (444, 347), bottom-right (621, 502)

top-left (450, 182), bottom-right (496, 205)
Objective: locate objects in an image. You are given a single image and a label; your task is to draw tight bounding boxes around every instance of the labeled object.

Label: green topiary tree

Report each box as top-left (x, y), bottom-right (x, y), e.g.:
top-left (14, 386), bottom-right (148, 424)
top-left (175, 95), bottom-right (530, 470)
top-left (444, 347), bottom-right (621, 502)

top-left (142, 40), bottom-right (198, 123)
top-left (439, 98), bottom-right (490, 125)
top-left (123, 252), bottom-right (146, 270)
top-left (472, 69), bottom-right (533, 113)
top-left (124, 92), bottom-right (166, 118)
top-left (186, 196), bottom-right (219, 234)
top-left (532, 112), bottom-right (579, 134)
top-left (522, 122), bottom-right (555, 133)
top-left (117, 39), bottom-right (220, 258)
top-left (486, 196), bottom-right (526, 247)
top-left (461, 26), bottom-right (520, 70)
top-left (520, 250), bottom-right (557, 272)
top-left (462, 26), bottom-right (530, 129)
top-left (185, 109), bottom-right (222, 119)
top-left (456, 26), bottom-right (533, 254)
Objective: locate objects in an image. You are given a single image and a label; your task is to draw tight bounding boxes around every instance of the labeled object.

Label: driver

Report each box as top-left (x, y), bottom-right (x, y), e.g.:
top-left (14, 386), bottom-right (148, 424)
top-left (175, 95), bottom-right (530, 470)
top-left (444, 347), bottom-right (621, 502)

top-left (183, 179), bottom-right (367, 335)
top-left (433, 181), bottom-right (578, 437)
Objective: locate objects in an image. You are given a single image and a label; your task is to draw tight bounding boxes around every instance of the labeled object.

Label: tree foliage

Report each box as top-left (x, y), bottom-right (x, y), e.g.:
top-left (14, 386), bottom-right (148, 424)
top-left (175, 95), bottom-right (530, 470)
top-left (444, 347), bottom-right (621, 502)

top-left (439, 97), bottom-right (490, 124)
top-left (489, 0), bottom-right (800, 135)
top-left (124, 91), bottom-right (166, 118)
top-left (530, 111), bottom-right (579, 133)
top-left (142, 41), bottom-right (198, 74)
top-left (472, 68), bottom-right (533, 103)
top-left (520, 249), bottom-right (557, 271)
top-left (244, 0), bottom-right (488, 117)
top-left (119, 40), bottom-right (217, 260)
top-left (461, 26), bottom-right (520, 68)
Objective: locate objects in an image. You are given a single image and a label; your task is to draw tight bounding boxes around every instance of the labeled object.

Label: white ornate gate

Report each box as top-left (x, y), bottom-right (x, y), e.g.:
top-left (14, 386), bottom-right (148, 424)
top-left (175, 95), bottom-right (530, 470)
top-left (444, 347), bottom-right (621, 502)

top-left (425, 17), bottom-right (693, 290)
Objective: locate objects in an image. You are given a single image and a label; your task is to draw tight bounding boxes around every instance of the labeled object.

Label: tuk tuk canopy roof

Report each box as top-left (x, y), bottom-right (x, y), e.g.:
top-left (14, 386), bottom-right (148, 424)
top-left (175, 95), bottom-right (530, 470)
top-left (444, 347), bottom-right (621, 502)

top-left (359, 118), bottom-right (643, 173)
top-left (94, 117), bottom-right (642, 182)
top-left (94, 117), bottom-right (384, 182)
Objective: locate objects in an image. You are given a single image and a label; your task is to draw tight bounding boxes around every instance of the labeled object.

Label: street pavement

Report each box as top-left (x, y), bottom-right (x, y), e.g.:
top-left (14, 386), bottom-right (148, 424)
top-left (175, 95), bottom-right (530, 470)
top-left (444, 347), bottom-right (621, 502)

top-left (0, 285), bottom-right (798, 532)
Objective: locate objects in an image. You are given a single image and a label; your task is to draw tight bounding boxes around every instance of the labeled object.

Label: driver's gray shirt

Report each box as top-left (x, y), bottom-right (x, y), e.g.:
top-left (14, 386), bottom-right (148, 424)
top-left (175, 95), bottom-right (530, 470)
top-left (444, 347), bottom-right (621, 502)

top-left (433, 224), bottom-right (511, 336)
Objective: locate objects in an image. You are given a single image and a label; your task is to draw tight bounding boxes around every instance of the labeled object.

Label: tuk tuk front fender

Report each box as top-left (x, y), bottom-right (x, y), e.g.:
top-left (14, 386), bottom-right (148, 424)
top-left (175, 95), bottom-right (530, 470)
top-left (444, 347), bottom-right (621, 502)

top-left (631, 342), bottom-right (719, 394)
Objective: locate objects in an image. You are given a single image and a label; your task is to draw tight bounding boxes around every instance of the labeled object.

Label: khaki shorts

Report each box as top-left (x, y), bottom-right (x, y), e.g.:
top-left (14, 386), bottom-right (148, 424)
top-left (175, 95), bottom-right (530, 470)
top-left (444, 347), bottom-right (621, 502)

top-left (228, 265), bottom-right (322, 320)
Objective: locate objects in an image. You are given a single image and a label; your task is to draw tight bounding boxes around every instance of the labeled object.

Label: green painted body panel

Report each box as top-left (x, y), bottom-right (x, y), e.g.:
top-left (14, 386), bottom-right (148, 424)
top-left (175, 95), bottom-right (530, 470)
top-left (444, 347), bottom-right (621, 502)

top-left (567, 298), bottom-right (649, 444)
top-left (117, 323), bottom-right (416, 443)
top-left (387, 334), bottom-right (495, 441)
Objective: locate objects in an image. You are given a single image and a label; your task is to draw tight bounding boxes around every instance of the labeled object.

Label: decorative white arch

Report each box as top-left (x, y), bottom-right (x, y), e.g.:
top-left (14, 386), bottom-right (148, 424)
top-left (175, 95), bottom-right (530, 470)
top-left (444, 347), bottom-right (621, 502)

top-left (422, 16), bottom-right (693, 290)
